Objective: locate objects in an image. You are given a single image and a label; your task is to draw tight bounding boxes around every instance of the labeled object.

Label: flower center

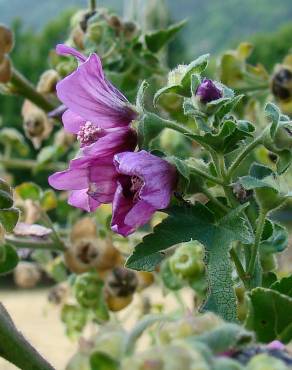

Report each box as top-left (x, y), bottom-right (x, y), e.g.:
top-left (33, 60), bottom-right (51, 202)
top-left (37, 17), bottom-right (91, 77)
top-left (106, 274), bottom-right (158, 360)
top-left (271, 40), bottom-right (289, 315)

top-left (77, 121), bottom-right (102, 146)
top-left (120, 175), bottom-right (144, 202)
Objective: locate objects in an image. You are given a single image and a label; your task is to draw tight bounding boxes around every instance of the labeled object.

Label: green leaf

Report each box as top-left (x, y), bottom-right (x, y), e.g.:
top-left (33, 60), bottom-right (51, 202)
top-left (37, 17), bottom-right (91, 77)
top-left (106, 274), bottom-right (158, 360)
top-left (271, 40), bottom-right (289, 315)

top-left (167, 156), bottom-right (190, 193)
top-left (145, 19), bottom-right (186, 53)
top-left (270, 275), bottom-right (292, 297)
top-left (127, 204), bottom-right (253, 321)
top-left (136, 80), bottom-right (148, 113)
top-left (0, 208), bottom-right (20, 232)
top-left (276, 149), bottom-right (292, 174)
top-left (187, 119), bottom-right (255, 154)
top-left (246, 287), bottom-right (292, 343)
top-left (265, 102), bottom-right (280, 139)
top-left (138, 113), bottom-right (168, 149)
top-left (180, 54), bottom-right (209, 90)
top-left (0, 190), bottom-right (13, 209)
top-left (90, 352), bottom-right (119, 370)
top-left (161, 259), bottom-right (183, 290)
top-left (260, 223), bottom-right (288, 254)
top-left (0, 244), bottom-right (19, 274)
top-left (154, 84), bottom-right (185, 107)
top-left (188, 323), bottom-right (253, 354)
top-left (15, 182), bottom-right (42, 201)
top-left (262, 272), bottom-right (277, 288)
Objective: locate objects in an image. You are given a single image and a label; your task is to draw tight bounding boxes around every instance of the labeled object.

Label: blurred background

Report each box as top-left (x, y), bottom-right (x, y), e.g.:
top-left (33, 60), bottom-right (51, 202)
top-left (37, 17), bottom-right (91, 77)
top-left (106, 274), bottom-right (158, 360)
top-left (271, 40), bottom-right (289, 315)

top-left (1, 0), bottom-right (292, 369)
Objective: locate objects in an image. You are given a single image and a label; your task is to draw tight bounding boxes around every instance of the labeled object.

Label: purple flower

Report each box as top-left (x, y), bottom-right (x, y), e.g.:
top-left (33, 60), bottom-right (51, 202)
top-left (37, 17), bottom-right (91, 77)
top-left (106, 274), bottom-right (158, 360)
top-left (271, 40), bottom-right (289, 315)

top-left (196, 79), bottom-right (222, 103)
top-left (111, 150), bottom-right (177, 236)
top-left (48, 155), bottom-right (118, 212)
top-left (55, 44), bottom-right (137, 135)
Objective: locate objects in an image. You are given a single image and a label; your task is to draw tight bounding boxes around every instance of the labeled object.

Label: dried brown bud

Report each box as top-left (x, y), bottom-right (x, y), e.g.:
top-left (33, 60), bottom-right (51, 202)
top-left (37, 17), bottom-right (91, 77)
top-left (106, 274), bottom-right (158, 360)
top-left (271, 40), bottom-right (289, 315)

top-left (105, 266), bottom-right (138, 298)
top-left (14, 262), bottom-right (41, 288)
top-left (123, 21), bottom-right (137, 40)
top-left (105, 293), bottom-right (133, 312)
top-left (21, 100), bottom-right (53, 149)
top-left (107, 15), bottom-right (123, 30)
top-left (232, 182), bottom-right (253, 204)
top-left (0, 24), bottom-right (14, 56)
top-left (37, 69), bottom-right (59, 94)
top-left (0, 55), bottom-right (12, 83)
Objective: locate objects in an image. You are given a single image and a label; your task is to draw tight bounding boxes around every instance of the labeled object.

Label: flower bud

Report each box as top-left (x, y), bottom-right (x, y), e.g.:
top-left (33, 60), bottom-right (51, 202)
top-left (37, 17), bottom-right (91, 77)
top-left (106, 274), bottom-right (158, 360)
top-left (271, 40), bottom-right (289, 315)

top-left (107, 15), bottom-right (123, 31)
top-left (273, 122), bottom-right (292, 151)
top-left (21, 100), bottom-right (53, 149)
top-left (71, 26), bottom-right (85, 50)
top-left (195, 79), bottom-right (223, 104)
top-left (74, 271), bottom-right (104, 309)
top-left (36, 69), bottom-right (59, 94)
top-left (260, 253), bottom-right (277, 272)
top-left (232, 182), bottom-right (253, 204)
top-left (87, 22), bottom-right (103, 44)
top-left (0, 24), bottom-right (14, 56)
top-left (13, 262), bottom-right (41, 288)
top-left (169, 241), bottom-right (205, 280)
top-left (123, 21), bottom-right (137, 40)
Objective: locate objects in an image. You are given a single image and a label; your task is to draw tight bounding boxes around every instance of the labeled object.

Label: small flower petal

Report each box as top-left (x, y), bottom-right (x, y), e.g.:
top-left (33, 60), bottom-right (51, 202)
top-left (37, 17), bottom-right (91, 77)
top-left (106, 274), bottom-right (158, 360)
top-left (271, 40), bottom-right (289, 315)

top-left (68, 189), bottom-right (100, 212)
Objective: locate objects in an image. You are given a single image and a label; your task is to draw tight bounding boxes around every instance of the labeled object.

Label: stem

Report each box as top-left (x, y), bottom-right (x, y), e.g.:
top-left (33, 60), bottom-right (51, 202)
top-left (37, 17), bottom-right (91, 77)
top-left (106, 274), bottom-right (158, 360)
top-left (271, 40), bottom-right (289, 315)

top-left (0, 157), bottom-right (66, 171)
top-left (5, 235), bottom-right (65, 252)
top-left (201, 186), bottom-right (229, 212)
top-left (40, 211), bottom-right (66, 251)
top-left (247, 210), bottom-right (267, 276)
top-left (188, 164), bottom-right (225, 186)
top-left (160, 117), bottom-right (195, 137)
top-left (230, 247), bottom-right (247, 287)
top-left (10, 69), bottom-right (56, 113)
top-left (226, 134), bottom-right (264, 181)
top-left (89, 0), bottom-right (96, 12)
top-left (0, 303), bottom-right (55, 370)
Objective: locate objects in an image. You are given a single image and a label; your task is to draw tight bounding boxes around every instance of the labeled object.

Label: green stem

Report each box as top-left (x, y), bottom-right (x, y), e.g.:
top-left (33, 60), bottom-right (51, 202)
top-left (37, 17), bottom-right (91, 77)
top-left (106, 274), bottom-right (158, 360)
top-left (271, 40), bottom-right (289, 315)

top-left (201, 186), bottom-right (229, 212)
top-left (230, 247), bottom-right (247, 287)
top-left (247, 210), bottom-right (267, 277)
top-left (161, 117), bottom-right (195, 137)
top-left (0, 157), bottom-right (66, 171)
top-left (0, 303), bottom-right (55, 370)
top-left (5, 235), bottom-right (65, 252)
top-left (188, 164), bottom-right (225, 186)
top-left (89, 0), bottom-right (96, 12)
top-left (10, 69), bottom-right (56, 113)
top-left (226, 134), bottom-right (264, 181)
top-left (40, 211), bottom-right (66, 251)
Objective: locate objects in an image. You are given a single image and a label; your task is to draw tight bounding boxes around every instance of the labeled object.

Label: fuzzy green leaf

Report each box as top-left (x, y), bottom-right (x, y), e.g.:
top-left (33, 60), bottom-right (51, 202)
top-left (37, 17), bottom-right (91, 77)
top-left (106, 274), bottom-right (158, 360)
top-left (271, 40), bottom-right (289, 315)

top-left (127, 204), bottom-right (253, 321)
top-left (246, 287), bottom-right (292, 343)
top-left (270, 275), bottom-right (292, 297)
top-left (145, 20), bottom-right (186, 53)
top-left (90, 352), bottom-right (119, 370)
top-left (0, 244), bottom-right (19, 275)
top-left (0, 208), bottom-right (20, 232)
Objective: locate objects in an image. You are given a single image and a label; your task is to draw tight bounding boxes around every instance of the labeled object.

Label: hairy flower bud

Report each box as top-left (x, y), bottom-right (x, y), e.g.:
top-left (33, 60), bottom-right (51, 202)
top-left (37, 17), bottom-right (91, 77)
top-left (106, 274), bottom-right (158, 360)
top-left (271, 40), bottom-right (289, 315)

top-left (169, 241), bottom-right (205, 280)
top-left (195, 79), bottom-right (223, 104)
top-left (37, 69), bottom-right (59, 94)
top-left (21, 100), bottom-right (53, 149)
top-left (13, 262), bottom-right (41, 288)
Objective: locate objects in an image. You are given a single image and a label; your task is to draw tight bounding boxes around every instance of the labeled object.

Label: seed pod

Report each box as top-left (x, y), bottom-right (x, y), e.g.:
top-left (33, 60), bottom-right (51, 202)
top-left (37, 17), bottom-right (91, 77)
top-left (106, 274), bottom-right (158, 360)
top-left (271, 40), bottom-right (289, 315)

top-left (105, 292), bottom-right (133, 312)
top-left (169, 241), bottom-right (205, 280)
top-left (37, 69), bottom-right (59, 94)
top-left (271, 66), bottom-right (292, 102)
top-left (105, 266), bottom-right (138, 298)
top-left (13, 262), bottom-right (41, 288)
top-left (137, 271), bottom-right (154, 291)
top-left (21, 100), bottom-right (53, 149)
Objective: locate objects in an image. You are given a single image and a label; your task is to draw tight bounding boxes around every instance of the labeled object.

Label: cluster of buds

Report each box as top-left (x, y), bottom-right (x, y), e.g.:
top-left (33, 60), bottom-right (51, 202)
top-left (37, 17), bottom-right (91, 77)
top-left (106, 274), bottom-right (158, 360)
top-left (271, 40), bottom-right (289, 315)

top-left (0, 24), bottom-right (13, 83)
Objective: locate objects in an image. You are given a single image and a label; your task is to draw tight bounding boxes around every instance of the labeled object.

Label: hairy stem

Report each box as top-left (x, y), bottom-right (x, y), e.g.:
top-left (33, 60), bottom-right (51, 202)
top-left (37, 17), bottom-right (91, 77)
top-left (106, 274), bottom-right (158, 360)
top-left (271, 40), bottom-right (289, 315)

top-left (0, 157), bottom-right (66, 171)
top-left (247, 210), bottom-right (267, 277)
top-left (226, 134), bottom-right (265, 181)
top-left (188, 164), bottom-right (225, 186)
top-left (0, 303), bottom-right (55, 370)
top-left (5, 235), bottom-right (65, 252)
top-left (201, 186), bottom-right (229, 212)
top-left (10, 69), bottom-right (56, 113)
top-left (230, 247), bottom-right (247, 287)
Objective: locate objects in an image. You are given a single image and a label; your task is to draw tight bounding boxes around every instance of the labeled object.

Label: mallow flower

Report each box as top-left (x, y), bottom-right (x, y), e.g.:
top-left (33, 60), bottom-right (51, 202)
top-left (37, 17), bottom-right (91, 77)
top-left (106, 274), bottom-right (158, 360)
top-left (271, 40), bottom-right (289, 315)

top-left (49, 155), bottom-right (118, 212)
top-left (55, 44), bottom-right (138, 139)
top-left (111, 150), bottom-right (177, 236)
